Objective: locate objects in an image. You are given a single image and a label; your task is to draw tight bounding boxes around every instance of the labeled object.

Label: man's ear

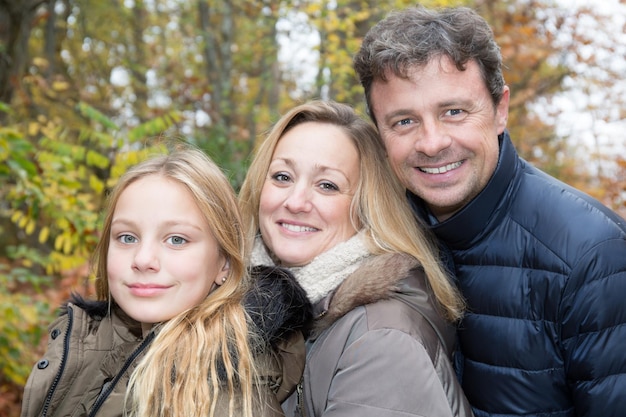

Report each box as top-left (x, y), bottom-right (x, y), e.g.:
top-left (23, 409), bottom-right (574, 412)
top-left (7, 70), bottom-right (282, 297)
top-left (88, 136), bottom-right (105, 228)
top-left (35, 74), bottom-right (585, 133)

top-left (496, 86), bottom-right (510, 134)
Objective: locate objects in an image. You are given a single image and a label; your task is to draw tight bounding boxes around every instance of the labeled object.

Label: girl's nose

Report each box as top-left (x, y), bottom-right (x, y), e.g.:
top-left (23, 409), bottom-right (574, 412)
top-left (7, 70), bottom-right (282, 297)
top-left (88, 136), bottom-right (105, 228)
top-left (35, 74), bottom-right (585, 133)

top-left (131, 242), bottom-right (160, 272)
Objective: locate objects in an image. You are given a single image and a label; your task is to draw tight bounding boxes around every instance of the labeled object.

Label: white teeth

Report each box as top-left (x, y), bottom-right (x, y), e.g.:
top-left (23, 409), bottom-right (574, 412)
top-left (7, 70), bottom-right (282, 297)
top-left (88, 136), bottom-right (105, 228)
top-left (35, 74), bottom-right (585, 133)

top-left (419, 161), bottom-right (462, 174)
top-left (281, 223), bottom-right (317, 232)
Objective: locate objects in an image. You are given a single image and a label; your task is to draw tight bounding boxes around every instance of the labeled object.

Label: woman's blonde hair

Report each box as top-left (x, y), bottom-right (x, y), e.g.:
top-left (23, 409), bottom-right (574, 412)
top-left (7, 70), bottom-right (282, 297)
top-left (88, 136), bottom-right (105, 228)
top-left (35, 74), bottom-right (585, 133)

top-left (92, 146), bottom-right (257, 417)
top-left (239, 100), bottom-right (464, 321)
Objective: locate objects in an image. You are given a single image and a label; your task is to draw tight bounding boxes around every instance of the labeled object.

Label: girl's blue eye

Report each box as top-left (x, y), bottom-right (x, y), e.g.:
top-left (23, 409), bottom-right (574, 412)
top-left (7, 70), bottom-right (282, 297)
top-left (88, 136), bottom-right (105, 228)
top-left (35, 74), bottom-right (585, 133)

top-left (119, 234), bottom-right (137, 244)
top-left (168, 236), bottom-right (187, 245)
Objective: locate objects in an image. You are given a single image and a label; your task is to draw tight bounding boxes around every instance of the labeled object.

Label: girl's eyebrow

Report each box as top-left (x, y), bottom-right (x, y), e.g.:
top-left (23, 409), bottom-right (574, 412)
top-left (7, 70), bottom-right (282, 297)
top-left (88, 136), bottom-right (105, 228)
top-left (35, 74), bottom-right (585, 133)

top-left (161, 220), bottom-right (205, 232)
top-left (111, 218), bottom-right (205, 232)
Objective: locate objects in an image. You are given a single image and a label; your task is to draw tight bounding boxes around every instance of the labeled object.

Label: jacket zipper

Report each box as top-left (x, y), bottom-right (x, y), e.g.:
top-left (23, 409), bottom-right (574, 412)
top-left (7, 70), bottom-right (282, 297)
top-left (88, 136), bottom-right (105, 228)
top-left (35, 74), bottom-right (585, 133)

top-left (87, 330), bottom-right (155, 417)
top-left (296, 380), bottom-right (305, 417)
top-left (41, 305), bottom-right (74, 417)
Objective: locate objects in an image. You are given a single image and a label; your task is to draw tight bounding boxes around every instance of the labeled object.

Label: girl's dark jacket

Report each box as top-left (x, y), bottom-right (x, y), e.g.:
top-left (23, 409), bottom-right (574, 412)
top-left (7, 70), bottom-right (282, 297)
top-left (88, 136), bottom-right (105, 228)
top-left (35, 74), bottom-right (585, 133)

top-left (20, 266), bottom-right (311, 417)
top-left (409, 131), bottom-right (626, 417)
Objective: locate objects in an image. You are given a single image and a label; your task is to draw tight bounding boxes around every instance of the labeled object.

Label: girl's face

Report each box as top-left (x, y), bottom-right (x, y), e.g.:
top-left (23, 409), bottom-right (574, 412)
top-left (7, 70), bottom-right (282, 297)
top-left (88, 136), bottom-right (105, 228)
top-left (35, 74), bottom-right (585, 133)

top-left (107, 174), bottom-right (227, 331)
top-left (259, 121), bottom-right (360, 267)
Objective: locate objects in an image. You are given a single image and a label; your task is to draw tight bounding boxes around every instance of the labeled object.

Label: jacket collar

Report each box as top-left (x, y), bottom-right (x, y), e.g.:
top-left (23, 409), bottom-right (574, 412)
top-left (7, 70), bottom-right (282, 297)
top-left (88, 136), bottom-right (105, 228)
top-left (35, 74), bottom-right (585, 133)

top-left (409, 131), bottom-right (518, 249)
top-left (311, 253), bottom-right (418, 336)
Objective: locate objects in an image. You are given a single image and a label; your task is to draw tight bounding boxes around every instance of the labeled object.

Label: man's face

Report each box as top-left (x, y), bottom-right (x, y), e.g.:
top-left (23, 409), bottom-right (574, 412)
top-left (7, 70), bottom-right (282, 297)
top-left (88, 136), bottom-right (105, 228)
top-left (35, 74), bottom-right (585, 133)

top-left (370, 56), bottom-right (509, 221)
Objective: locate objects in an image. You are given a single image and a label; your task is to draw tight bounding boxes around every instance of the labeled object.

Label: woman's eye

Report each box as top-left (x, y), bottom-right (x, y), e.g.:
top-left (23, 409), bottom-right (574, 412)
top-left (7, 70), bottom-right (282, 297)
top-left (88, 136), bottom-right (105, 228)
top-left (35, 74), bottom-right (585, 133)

top-left (319, 181), bottom-right (339, 192)
top-left (167, 236), bottom-right (187, 245)
top-left (118, 234), bottom-right (137, 244)
top-left (271, 172), bottom-right (291, 182)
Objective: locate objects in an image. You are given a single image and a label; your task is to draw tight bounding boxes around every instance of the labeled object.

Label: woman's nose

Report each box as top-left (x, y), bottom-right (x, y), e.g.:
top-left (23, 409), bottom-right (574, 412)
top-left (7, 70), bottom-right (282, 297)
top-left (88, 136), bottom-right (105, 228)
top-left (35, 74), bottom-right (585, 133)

top-left (283, 184), bottom-right (313, 213)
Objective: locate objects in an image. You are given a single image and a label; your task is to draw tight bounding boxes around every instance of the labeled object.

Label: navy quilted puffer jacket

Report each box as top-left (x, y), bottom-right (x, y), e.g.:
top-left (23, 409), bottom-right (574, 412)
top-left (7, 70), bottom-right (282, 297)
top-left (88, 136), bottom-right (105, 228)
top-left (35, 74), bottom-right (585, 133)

top-left (409, 131), bottom-right (626, 417)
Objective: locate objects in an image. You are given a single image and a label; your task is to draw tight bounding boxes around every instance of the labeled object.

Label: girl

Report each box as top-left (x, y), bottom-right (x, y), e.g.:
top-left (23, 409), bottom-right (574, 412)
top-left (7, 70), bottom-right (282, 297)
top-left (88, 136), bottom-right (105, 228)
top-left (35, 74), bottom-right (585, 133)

top-left (21, 147), bottom-right (310, 417)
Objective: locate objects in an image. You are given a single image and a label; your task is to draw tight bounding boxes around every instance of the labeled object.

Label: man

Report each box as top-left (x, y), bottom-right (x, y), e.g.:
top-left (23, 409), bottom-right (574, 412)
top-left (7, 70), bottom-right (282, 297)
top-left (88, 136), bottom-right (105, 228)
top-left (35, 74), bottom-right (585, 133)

top-left (353, 6), bottom-right (626, 417)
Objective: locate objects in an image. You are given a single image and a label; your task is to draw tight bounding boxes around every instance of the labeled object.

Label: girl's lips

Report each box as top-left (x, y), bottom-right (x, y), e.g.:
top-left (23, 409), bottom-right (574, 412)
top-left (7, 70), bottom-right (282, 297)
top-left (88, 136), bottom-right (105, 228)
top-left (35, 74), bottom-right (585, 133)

top-left (128, 284), bottom-right (171, 297)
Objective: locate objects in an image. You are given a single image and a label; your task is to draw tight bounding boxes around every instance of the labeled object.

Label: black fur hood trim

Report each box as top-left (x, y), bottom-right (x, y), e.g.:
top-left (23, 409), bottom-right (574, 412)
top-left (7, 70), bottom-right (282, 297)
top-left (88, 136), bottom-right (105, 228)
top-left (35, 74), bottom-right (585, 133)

top-left (245, 265), bottom-right (312, 348)
top-left (62, 293), bottom-right (109, 318)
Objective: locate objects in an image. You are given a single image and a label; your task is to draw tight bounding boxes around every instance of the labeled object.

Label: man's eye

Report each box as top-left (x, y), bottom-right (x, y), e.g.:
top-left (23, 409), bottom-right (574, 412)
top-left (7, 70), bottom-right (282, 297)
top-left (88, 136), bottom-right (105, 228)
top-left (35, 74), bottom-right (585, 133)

top-left (447, 109), bottom-right (464, 116)
top-left (118, 234), bottom-right (137, 244)
top-left (397, 118), bottom-right (412, 126)
top-left (167, 236), bottom-right (187, 245)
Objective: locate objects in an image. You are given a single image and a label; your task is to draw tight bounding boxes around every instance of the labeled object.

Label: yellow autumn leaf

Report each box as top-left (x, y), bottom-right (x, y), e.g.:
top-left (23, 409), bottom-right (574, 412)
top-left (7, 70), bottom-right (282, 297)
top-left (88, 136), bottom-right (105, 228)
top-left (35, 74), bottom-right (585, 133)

top-left (63, 237), bottom-right (72, 254)
top-left (54, 234), bottom-right (64, 251)
top-left (21, 306), bottom-right (38, 323)
top-left (28, 122), bottom-right (40, 136)
top-left (60, 257), bottom-right (75, 272)
top-left (32, 57), bottom-right (49, 68)
top-left (57, 217), bottom-right (70, 229)
top-left (18, 216), bottom-right (28, 228)
top-left (10, 211), bottom-right (22, 223)
top-left (89, 174), bottom-right (104, 194)
top-left (52, 80), bottom-right (70, 91)
top-left (39, 227), bottom-right (50, 244)
top-left (25, 219), bottom-right (36, 235)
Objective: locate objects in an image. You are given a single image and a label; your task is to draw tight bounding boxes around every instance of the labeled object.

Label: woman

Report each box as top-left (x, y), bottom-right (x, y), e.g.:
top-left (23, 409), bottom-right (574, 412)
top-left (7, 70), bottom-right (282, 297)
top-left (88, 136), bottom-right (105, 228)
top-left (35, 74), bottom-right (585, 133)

top-left (239, 101), bottom-right (473, 417)
top-left (21, 147), bottom-right (310, 417)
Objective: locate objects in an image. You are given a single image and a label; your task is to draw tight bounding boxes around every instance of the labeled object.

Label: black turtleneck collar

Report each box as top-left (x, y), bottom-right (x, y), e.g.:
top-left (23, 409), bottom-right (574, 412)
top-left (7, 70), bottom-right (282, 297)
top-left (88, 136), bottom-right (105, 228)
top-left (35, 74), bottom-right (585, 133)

top-left (408, 131), bottom-right (518, 250)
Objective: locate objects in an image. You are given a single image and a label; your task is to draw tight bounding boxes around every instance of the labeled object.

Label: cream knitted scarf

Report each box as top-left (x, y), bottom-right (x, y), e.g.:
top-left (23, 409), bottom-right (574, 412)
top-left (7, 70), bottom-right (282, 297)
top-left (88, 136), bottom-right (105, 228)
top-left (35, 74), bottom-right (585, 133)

top-left (251, 233), bottom-right (372, 304)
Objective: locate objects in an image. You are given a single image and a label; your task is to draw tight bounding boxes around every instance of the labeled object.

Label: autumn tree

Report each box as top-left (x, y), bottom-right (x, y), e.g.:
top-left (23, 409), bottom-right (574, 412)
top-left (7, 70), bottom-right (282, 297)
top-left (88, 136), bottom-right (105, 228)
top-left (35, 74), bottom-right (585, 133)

top-left (279, 0), bottom-right (469, 109)
top-left (0, 4), bottom-right (311, 411)
top-left (533, 1), bottom-right (626, 217)
top-left (0, 0), bottom-right (48, 122)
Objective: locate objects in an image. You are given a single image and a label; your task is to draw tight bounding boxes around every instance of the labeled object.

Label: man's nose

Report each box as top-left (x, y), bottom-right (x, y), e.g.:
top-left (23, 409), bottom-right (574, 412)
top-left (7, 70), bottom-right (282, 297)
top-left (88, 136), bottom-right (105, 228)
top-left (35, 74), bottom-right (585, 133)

top-left (415, 119), bottom-right (453, 157)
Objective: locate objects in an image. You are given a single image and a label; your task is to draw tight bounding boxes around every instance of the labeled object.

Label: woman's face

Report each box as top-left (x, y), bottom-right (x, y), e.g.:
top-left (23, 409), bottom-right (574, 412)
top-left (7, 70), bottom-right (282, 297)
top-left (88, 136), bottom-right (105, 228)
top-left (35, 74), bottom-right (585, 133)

top-left (259, 121), bottom-right (360, 267)
top-left (107, 174), bottom-right (227, 330)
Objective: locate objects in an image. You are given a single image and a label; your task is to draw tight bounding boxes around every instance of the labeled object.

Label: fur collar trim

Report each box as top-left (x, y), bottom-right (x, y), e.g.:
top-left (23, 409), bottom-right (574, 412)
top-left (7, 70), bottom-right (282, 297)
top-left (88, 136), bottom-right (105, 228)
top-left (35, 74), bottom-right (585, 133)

top-left (252, 233), bottom-right (372, 304)
top-left (312, 252), bottom-right (417, 336)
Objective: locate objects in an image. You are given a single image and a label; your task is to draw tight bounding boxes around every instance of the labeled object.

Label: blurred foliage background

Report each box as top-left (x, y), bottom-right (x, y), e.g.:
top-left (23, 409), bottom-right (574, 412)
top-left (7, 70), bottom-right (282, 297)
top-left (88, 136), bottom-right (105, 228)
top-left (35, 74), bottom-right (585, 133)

top-left (1, 0), bottom-right (625, 414)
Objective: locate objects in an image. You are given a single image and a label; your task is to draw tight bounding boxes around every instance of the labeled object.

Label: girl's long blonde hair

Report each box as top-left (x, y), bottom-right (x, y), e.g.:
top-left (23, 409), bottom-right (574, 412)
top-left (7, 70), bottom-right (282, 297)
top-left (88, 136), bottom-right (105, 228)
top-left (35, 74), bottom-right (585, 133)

top-left (239, 100), bottom-right (465, 321)
top-left (92, 146), bottom-right (257, 417)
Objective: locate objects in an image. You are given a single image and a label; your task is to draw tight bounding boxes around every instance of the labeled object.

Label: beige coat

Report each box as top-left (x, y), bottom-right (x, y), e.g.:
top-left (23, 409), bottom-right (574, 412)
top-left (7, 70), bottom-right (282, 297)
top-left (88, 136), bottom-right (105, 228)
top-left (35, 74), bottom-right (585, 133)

top-left (20, 303), bottom-right (152, 417)
top-left (282, 253), bottom-right (473, 417)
